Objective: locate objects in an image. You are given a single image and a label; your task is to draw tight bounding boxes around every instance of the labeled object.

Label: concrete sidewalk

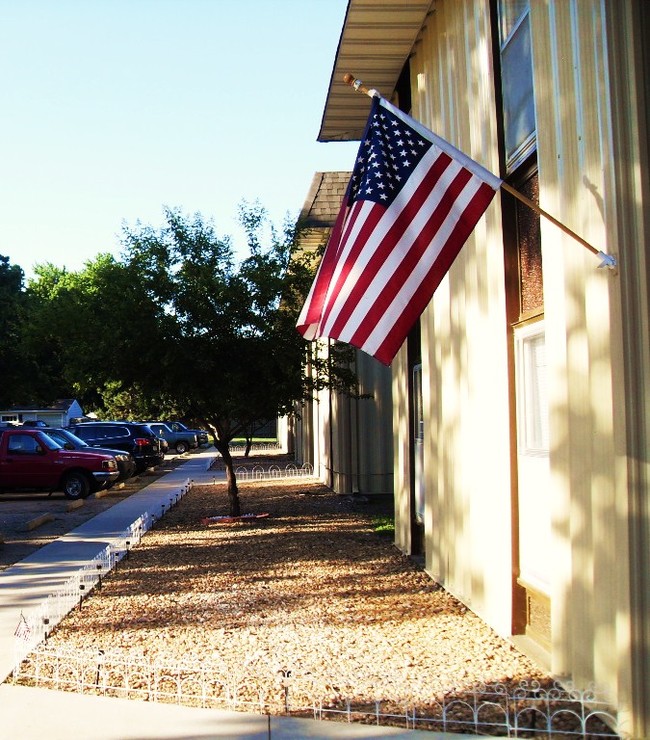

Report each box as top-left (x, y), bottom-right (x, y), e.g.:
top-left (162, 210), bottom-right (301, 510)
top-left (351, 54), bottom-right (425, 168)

top-left (0, 451), bottom-right (218, 683)
top-left (0, 684), bottom-right (488, 739)
top-left (0, 452), bottom-right (498, 739)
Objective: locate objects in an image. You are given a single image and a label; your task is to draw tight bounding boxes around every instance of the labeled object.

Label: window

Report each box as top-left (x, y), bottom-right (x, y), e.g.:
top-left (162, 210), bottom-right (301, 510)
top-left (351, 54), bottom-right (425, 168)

top-left (496, 0), bottom-right (542, 321)
top-left (8, 434), bottom-right (41, 454)
top-left (515, 322), bottom-right (549, 456)
top-left (498, 0), bottom-right (536, 171)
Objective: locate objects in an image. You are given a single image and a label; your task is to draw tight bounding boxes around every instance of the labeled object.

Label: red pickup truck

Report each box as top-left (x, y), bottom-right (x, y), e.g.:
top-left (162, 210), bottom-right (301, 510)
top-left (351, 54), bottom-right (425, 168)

top-left (0, 427), bottom-right (119, 500)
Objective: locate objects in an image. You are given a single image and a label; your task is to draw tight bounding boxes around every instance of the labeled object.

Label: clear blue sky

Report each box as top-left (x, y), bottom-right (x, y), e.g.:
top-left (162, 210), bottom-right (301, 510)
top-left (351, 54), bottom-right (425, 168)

top-left (0, 0), bottom-right (358, 279)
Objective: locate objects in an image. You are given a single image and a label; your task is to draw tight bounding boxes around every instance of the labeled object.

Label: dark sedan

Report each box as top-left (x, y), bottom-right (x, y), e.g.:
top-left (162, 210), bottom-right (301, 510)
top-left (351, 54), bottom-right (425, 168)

top-left (65, 421), bottom-right (164, 474)
top-left (44, 428), bottom-right (137, 485)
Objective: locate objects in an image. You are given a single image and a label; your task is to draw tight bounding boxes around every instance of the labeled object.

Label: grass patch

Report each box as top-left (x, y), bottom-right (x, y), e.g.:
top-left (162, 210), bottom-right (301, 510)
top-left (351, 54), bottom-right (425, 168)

top-left (231, 437), bottom-right (278, 444)
top-left (372, 515), bottom-right (395, 537)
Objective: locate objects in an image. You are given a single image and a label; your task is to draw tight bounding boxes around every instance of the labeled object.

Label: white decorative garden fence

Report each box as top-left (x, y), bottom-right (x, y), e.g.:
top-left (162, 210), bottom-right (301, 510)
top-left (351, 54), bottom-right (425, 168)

top-left (10, 646), bottom-right (621, 738)
top-left (233, 463), bottom-right (314, 481)
top-left (12, 478), bottom-right (193, 675)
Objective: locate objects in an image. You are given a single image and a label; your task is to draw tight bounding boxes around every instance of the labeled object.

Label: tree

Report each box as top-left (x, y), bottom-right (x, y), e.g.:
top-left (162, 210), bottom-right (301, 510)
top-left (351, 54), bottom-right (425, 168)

top-left (0, 255), bottom-right (29, 406)
top-left (19, 205), bottom-right (356, 516)
top-left (21, 256), bottom-right (171, 413)
top-left (118, 204), bottom-right (353, 516)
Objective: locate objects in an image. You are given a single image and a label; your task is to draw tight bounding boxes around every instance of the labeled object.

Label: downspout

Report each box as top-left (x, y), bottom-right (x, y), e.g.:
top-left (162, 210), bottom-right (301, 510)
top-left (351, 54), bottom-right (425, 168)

top-left (354, 352), bottom-right (361, 493)
top-left (327, 340), bottom-right (334, 490)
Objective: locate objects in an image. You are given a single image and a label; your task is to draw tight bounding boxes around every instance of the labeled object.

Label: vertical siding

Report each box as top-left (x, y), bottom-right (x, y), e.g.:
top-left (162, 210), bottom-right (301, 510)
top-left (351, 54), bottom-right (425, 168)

top-left (404, 0), bottom-right (514, 635)
top-left (604, 3), bottom-right (650, 733)
top-left (298, 343), bottom-right (393, 496)
top-left (356, 352), bottom-right (393, 494)
top-left (398, 3), bottom-right (637, 722)
top-left (368, 0), bottom-right (647, 731)
top-left (531, 0), bottom-right (630, 711)
top-left (393, 345), bottom-right (412, 553)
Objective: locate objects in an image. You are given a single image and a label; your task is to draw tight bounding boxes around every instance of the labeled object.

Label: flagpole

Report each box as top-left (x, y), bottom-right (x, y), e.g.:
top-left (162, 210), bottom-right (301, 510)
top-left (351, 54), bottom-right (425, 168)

top-left (342, 73), bottom-right (617, 270)
top-left (500, 182), bottom-right (616, 269)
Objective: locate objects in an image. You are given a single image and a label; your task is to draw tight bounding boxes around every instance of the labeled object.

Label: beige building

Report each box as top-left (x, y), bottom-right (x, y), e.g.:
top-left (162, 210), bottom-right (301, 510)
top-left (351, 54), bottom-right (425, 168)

top-left (309, 1), bottom-right (650, 737)
top-left (292, 172), bottom-right (393, 497)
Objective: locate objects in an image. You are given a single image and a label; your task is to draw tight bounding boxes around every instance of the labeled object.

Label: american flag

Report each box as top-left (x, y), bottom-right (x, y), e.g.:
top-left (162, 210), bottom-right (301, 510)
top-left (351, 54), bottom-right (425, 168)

top-left (297, 95), bottom-right (502, 365)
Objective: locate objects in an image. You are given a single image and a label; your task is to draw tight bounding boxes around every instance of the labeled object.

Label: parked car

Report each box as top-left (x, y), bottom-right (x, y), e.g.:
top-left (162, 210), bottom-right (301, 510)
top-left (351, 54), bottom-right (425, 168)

top-left (21, 420), bottom-right (49, 428)
top-left (0, 427), bottom-right (119, 500)
top-left (65, 422), bottom-right (165, 474)
top-left (144, 422), bottom-right (198, 455)
top-left (167, 421), bottom-right (210, 446)
top-left (43, 428), bottom-right (137, 485)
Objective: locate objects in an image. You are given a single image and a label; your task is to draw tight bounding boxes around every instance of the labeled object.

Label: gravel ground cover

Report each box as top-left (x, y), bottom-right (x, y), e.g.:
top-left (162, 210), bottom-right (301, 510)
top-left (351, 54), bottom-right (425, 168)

top-left (19, 475), bottom-right (561, 730)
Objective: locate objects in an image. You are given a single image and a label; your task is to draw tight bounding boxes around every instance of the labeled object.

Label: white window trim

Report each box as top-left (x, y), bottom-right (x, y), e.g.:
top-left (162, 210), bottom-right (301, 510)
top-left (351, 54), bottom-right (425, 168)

top-left (514, 320), bottom-right (549, 458)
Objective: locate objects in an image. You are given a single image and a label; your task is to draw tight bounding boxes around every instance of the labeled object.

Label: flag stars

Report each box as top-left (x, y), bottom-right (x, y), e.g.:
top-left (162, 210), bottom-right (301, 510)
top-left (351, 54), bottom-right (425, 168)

top-left (349, 101), bottom-right (432, 205)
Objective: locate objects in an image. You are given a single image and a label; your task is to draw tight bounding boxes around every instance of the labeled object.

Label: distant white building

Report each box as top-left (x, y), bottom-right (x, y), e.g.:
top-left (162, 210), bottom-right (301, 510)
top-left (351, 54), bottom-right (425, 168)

top-left (0, 399), bottom-right (83, 428)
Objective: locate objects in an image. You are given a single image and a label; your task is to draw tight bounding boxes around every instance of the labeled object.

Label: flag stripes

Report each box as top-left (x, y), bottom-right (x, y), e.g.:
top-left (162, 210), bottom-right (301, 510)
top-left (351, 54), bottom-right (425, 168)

top-left (297, 95), bottom-right (501, 365)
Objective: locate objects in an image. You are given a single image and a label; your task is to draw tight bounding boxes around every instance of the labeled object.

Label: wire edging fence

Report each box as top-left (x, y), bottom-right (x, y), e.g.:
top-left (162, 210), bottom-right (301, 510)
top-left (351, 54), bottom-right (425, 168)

top-left (12, 477), bottom-right (194, 675)
top-left (10, 645), bottom-right (621, 738)
top-left (232, 463), bottom-right (314, 481)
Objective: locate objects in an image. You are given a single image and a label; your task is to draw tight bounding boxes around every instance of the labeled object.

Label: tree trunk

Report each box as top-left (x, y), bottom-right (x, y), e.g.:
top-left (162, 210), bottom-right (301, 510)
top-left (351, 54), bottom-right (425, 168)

top-left (215, 439), bottom-right (241, 517)
top-left (244, 434), bottom-right (252, 457)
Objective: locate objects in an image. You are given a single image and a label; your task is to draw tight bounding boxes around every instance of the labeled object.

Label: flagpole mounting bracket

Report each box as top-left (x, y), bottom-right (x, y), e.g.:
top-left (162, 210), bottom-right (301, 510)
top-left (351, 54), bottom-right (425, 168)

top-left (597, 251), bottom-right (617, 270)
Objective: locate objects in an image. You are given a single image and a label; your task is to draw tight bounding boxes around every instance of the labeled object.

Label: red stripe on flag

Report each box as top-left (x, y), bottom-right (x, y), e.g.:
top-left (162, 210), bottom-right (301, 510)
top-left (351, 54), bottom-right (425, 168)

top-left (369, 181), bottom-right (497, 364)
top-left (297, 193), bottom-right (351, 330)
top-left (315, 200), bottom-right (384, 334)
top-left (346, 164), bottom-right (475, 350)
top-left (322, 151), bottom-right (455, 340)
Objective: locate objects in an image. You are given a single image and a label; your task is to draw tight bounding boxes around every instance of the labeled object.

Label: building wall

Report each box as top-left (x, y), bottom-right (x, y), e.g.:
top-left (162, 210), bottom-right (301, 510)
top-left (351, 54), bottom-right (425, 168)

top-left (390, 0), bottom-right (644, 732)
top-left (392, 346), bottom-right (412, 552)
top-left (292, 170), bottom-right (394, 498)
top-left (529, 0), bottom-right (625, 694)
top-left (0, 400), bottom-right (83, 427)
top-left (605, 4), bottom-right (650, 731)
top-left (296, 341), bottom-right (393, 496)
top-left (398, 0), bottom-right (514, 637)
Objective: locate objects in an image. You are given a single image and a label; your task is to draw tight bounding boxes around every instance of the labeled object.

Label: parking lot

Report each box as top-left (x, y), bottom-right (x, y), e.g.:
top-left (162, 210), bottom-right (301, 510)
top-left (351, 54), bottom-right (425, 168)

top-left (0, 458), bottom-right (183, 571)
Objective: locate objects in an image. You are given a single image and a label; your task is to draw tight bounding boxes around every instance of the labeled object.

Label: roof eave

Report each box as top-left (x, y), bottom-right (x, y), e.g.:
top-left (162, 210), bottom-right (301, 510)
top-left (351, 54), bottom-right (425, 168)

top-left (318, 0), bottom-right (434, 142)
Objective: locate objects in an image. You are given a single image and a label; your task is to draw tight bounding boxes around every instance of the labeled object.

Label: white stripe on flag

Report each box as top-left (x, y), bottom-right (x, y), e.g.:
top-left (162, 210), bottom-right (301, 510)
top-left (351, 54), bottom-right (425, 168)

top-left (331, 149), bottom-right (470, 345)
top-left (360, 175), bottom-right (490, 356)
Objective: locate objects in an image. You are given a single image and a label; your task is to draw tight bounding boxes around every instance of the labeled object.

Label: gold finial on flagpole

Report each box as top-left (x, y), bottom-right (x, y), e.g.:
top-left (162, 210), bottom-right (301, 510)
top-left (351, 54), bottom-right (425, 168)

top-left (343, 73), bottom-right (380, 99)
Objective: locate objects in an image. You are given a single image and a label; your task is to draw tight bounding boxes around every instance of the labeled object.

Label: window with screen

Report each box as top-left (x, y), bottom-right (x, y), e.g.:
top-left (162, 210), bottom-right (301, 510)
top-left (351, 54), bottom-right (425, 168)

top-left (498, 0), bottom-right (536, 172)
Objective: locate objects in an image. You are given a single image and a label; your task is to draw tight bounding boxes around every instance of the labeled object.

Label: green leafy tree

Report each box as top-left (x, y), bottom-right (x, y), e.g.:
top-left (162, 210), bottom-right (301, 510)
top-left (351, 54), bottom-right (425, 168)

top-left (23, 255), bottom-right (177, 415)
top-left (117, 204), bottom-right (354, 516)
top-left (21, 205), bottom-right (356, 517)
top-left (0, 256), bottom-right (75, 406)
top-left (0, 255), bottom-right (30, 406)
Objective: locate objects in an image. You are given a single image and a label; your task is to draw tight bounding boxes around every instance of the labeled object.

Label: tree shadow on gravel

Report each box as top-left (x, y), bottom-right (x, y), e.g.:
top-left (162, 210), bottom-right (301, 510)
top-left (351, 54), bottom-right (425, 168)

top-left (35, 479), bottom-right (559, 723)
top-left (14, 478), bottom-right (621, 737)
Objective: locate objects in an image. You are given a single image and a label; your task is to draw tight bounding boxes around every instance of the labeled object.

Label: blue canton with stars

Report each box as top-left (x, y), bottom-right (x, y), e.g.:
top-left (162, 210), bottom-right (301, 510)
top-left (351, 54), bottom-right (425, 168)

top-left (349, 98), bottom-right (432, 208)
